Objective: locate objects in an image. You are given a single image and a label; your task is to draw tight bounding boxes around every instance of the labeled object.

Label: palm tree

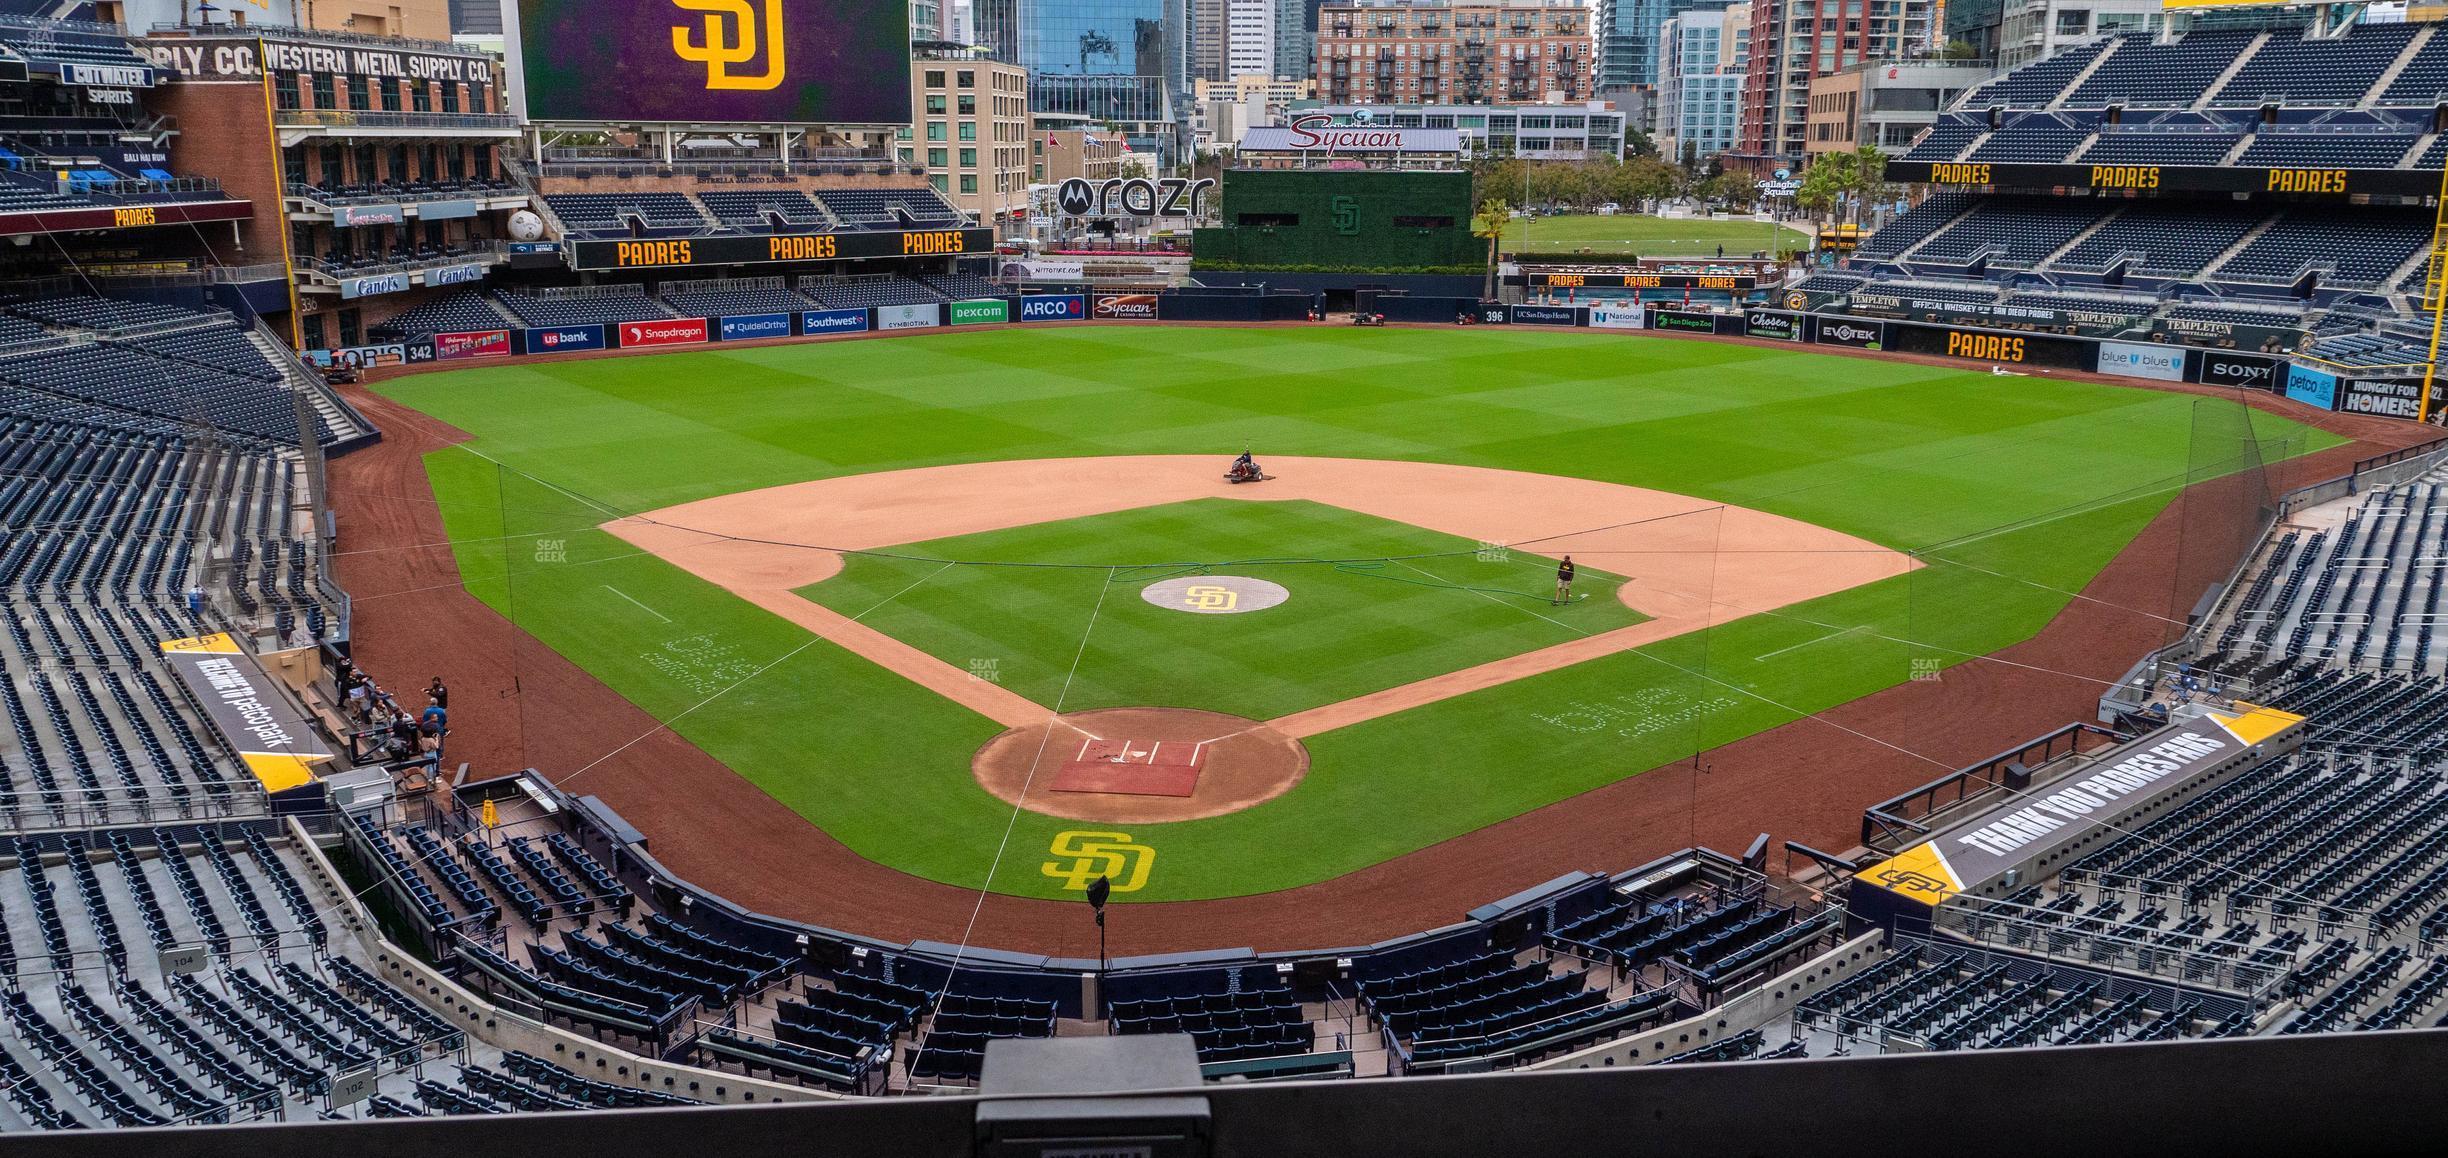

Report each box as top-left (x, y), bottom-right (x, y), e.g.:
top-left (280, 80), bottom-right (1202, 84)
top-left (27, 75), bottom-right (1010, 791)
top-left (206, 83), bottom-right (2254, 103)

top-left (1471, 197), bottom-right (1512, 300)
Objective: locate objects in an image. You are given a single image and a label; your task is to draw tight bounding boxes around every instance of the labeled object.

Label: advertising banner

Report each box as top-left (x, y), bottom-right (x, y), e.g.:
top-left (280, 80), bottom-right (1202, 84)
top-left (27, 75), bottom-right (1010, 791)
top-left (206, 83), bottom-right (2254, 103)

top-left (419, 199), bottom-right (480, 221)
top-left (1742, 309), bottom-right (1804, 341)
top-left (1516, 272), bottom-right (1757, 291)
top-left (1508, 304), bottom-right (1581, 326)
top-left (618, 317), bottom-right (710, 348)
top-left (509, 241), bottom-right (559, 255)
top-left (1092, 293), bottom-right (1161, 321)
top-left (2190, 351), bottom-right (2283, 391)
top-left (1018, 294), bottom-right (1087, 322)
top-left (1885, 158), bottom-right (2432, 199)
top-left (429, 263), bottom-right (489, 287)
top-left (999, 259), bottom-right (1086, 280)
top-left (1587, 303), bottom-right (1646, 330)
top-left (304, 343), bottom-right (408, 370)
top-left (876, 303), bottom-right (941, 331)
top-left (1849, 291), bottom-right (2067, 330)
top-left (2284, 364), bottom-right (2339, 410)
top-left (157, 633), bottom-right (334, 792)
top-left (332, 204), bottom-right (404, 227)
top-left (2339, 378), bottom-right (2424, 420)
top-left (717, 313), bottom-right (794, 342)
top-left (947, 299), bottom-right (1010, 326)
top-left (338, 273), bottom-right (409, 300)
top-left (512, 0), bottom-right (911, 126)
top-left (521, 324), bottom-right (606, 354)
top-left (1886, 324), bottom-right (2095, 370)
top-left (433, 329), bottom-right (510, 360)
top-left (1646, 308), bottom-right (1719, 334)
top-left (1816, 318), bottom-right (1888, 350)
top-left (569, 227), bottom-right (994, 271)
top-left (2096, 340), bottom-right (2186, 382)
top-left (801, 308), bottom-right (870, 337)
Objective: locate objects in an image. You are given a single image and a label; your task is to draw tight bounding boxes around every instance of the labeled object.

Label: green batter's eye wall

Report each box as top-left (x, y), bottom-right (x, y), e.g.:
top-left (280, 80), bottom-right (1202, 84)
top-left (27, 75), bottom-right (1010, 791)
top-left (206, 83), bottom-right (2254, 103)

top-left (1190, 168), bottom-right (1484, 274)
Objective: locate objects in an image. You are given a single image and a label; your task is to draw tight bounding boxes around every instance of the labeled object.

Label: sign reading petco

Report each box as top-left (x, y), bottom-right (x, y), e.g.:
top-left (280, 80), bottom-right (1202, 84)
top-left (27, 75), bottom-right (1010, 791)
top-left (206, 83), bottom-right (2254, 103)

top-left (1019, 294), bottom-right (1086, 322)
top-left (618, 318), bottom-right (709, 348)
top-left (1092, 293), bottom-right (1160, 321)
top-left (716, 313), bottom-right (793, 341)
top-left (433, 329), bottom-right (510, 360)
top-left (1816, 318), bottom-right (1886, 351)
top-left (801, 308), bottom-right (869, 337)
top-left (2096, 340), bottom-right (2184, 383)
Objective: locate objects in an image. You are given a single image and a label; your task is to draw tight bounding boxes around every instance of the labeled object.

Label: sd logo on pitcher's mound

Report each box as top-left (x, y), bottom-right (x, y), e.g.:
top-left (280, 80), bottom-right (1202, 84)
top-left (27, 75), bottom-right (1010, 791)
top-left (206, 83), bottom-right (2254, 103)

top-left (1141, 575), bottom-right (1289, 615)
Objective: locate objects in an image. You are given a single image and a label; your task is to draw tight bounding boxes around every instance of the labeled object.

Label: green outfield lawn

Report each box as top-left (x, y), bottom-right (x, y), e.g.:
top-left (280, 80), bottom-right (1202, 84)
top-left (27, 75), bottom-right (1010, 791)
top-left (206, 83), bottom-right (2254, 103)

top-left (1502, 213), bottom-right (1809, 258)
top-left (385, 325), bottom-right (2336, 903)
top-left (802, 498), bottom-right (1643, 720)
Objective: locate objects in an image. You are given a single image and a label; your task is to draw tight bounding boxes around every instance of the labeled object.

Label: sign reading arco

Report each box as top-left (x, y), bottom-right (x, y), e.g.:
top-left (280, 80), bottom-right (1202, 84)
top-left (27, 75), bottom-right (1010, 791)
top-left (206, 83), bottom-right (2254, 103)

top-left (947, 298), bottom-right (1010, 325)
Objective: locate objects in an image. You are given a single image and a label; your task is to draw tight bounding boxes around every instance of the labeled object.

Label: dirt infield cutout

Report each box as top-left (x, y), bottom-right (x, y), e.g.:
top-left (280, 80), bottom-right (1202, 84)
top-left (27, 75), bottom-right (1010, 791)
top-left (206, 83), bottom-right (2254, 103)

top-left (602, 455), bottom-right (1914, 757)
top-left (973, 707), bottom-right (1307, 823)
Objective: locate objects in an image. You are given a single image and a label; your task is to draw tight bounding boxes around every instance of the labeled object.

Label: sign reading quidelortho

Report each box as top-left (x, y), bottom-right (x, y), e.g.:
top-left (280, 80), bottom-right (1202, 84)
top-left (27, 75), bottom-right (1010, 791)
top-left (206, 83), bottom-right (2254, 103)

top-left (947, 298), bottom-right (1010, 325)
top-left (801, 308), bottom-right (869, 337)
top-left (717, 312), bottom-right (794, 341)
top-left (1587, 304), bottom-right (1646, 330)
top-left (2096, 340), bottom-right (2185, 383)
top-left (876, 303), bottom-right (940, 330)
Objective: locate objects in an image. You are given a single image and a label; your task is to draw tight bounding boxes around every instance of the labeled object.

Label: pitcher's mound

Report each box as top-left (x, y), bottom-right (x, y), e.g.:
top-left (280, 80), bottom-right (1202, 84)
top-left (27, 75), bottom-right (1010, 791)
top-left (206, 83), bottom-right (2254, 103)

top-left (972, 707), bottom-right (1309, 823)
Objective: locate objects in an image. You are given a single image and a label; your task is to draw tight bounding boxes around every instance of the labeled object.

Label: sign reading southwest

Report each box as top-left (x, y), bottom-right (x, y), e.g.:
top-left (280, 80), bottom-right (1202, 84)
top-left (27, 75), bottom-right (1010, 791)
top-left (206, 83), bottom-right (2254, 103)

top-left (619, 317), bottom-right (710, 348)
top-left (1018, 294), bottom-right (1086, 322)
top-left (717, 313), bottom-right (793, 341)
top-left (523, 324), bottom-right (606, 354)
top-left (801, 308), bottom-right (869, 336)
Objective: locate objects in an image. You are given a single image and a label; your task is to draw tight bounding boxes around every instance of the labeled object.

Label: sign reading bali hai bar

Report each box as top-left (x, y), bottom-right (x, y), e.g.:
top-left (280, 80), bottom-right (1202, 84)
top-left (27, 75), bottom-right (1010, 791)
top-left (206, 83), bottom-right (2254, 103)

top-left (158, 633), bottom-right (335, 792)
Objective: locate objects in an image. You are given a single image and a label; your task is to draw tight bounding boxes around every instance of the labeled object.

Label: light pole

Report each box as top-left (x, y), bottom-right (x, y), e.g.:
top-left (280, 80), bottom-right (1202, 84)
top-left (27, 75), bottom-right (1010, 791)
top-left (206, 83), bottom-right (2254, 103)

top-left (1087, 873), bottom-right (1112, 1013)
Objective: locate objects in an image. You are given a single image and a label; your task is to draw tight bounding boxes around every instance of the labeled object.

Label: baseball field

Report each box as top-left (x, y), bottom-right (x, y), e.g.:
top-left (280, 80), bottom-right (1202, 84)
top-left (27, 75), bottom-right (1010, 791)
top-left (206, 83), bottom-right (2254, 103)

top-left (370, 324), bottom-right (2333, 906)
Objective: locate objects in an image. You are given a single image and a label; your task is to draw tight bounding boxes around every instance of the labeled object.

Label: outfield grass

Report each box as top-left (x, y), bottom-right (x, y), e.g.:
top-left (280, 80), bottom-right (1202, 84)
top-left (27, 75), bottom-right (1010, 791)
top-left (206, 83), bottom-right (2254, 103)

top-left (802, 499), bottom-right (1643, 720)
top-left (1502, 213), bottom-right (1808, 258)
top-left (386, 326), bottom-right (2335, 902)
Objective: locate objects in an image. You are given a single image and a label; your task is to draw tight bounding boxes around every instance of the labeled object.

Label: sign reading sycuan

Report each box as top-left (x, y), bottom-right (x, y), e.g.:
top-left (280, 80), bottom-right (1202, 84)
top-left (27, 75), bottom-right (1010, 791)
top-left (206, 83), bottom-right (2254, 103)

top-left (1241, 113), bottom-right (1463, 155)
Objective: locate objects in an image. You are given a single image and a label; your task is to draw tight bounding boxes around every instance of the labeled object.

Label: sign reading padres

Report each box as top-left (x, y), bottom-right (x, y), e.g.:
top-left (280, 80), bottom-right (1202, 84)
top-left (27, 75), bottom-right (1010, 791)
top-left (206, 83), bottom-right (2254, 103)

top-left (573, 226), bottom-right (992, 270)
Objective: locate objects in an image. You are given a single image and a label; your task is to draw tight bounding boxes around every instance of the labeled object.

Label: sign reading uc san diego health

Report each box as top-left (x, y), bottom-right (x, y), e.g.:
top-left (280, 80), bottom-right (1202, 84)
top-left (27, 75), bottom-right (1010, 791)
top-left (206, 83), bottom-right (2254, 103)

top-left (571, 227), bottom-right (993, 271)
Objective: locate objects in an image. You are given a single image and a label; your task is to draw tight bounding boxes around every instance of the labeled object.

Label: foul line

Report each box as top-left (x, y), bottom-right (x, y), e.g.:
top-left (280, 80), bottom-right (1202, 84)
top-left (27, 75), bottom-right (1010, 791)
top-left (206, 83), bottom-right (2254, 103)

top-left (1753, 625), bottom-right (1864, 662)
top-left (600, 584), bottom-right (672, 623)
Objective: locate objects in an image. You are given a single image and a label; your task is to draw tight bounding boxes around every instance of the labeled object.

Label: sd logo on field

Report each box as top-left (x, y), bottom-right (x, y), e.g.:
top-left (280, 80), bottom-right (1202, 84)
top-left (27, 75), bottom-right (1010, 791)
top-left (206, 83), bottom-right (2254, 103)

top-left (1043, 831), bottom-right (1156, 893)
top-left (1141, 575), bottom-right (1289, 615)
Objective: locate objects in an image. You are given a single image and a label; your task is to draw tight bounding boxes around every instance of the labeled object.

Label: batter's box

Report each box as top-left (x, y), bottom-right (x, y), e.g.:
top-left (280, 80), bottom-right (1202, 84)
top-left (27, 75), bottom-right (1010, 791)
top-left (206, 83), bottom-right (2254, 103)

top-left (1050, 737), bottom-right (1207, 798)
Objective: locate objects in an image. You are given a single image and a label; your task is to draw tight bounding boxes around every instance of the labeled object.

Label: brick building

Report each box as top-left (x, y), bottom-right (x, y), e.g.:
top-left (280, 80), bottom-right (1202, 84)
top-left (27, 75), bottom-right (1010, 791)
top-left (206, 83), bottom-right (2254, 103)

top-left (1736, 0), bottom-right (1940, 165)
top-left (1314, 0), bottom-right (1591, 107)
top-left (139, 26), bottom-right (525, 349)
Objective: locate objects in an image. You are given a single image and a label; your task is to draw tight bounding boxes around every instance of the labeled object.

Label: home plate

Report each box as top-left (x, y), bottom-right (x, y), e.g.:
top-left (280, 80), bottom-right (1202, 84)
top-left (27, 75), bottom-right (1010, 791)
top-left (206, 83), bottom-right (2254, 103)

top-left (1049, 737), bottom-right (1207, 798)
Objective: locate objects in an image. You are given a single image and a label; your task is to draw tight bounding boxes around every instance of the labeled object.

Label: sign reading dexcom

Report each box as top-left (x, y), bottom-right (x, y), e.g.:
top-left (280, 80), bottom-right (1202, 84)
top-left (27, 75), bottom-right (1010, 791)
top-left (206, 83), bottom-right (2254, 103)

top-left (1852, 704), bottom-right (2304, 915)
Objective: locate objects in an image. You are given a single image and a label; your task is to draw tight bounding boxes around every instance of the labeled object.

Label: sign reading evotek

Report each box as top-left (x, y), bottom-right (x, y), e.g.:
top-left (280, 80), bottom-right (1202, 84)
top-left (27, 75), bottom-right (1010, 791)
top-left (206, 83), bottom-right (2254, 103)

top-left (1816, 318), bottom-right (1886, 350)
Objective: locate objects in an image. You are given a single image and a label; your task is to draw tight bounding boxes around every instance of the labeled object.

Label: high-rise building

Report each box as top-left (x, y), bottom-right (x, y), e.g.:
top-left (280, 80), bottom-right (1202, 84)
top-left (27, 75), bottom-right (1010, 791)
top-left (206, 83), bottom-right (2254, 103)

top-left (1194, 0), bottom-right (1230, 80)
top-left (1313, 0), bottom-right (1591, 108)
top-left (975, 0), bottom-right (1189, 158)
top-left (1228, 0), bottom-right (1279, 77)
top-left (1737, 0), bottom-right (1939, 163)
top-left (1595, 0), bottom-right (1721, 103)
top-left (1275, 0), bottom-right (1324, 80)
top-left (1656, 3), bottom-right (1747, 162)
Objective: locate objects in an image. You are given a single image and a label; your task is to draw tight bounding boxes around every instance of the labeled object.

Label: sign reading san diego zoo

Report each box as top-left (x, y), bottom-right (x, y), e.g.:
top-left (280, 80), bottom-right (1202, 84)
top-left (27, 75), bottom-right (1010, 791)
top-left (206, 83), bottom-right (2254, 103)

top-left (513, 0), bottom-right (911, 125)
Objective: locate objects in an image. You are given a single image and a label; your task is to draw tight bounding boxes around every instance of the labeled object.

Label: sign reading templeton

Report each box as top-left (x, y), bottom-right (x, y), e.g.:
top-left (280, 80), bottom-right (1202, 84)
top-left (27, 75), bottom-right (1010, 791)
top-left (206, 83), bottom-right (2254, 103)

top-left (157, 633), bottom-right (335, 792)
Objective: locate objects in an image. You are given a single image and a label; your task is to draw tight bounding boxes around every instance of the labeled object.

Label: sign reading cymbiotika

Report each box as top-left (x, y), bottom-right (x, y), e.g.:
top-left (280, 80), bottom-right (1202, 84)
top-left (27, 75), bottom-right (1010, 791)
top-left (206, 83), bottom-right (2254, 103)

top-left (158, 633), bottom-right (334, 792)
top-left (513, 0), bottom-right (911, 126)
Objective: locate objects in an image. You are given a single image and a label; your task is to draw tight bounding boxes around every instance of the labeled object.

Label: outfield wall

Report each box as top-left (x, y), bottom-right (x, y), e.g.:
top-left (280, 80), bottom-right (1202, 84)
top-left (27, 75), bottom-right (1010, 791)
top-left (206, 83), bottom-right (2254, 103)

top-left (347, 291), bottom-right (2424, 420)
